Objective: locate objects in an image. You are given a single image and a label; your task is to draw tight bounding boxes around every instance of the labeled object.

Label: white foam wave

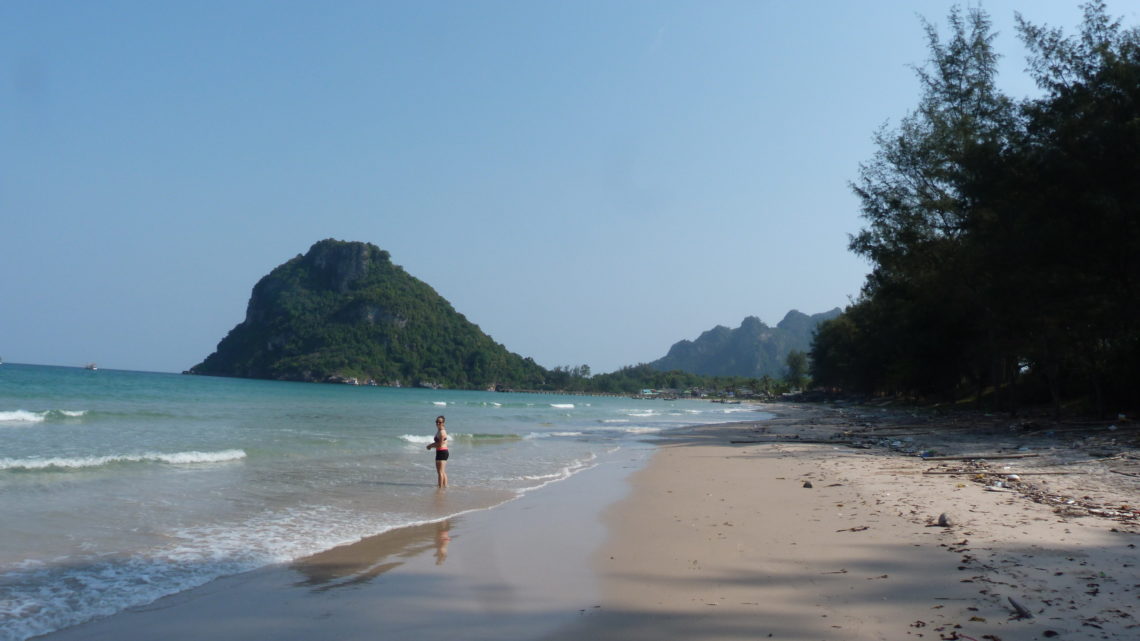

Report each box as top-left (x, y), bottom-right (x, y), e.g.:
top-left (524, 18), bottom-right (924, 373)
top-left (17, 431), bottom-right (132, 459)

top-left (515, 471), bottom-right (568, 482)
top-left (0, 409), bottom-right (88, 424)
top-left (619, 426), bottom-right (662, 434)
top-left (0, 504), bottom-right (449, 641)
top-left (398, 434), bottom-right (434, 445)
top-left (549, 403), bottom-right (575, 409)
top-left (492, 453), bottom-right (599, 489)
top-left (0, 450), bottom-right (246, 471)
top-left (600, 419), bottom-right (630, 424)
top-left (719, 407), bottom-right (757, 414)
top-left (0, 410), bottom-right (46, 423)
top-left (432, 401), bottom-right (447, 407)
top-left (526, 431), bottom-right (584, 439)
top-left (515, 453), bottom-right (599, 495)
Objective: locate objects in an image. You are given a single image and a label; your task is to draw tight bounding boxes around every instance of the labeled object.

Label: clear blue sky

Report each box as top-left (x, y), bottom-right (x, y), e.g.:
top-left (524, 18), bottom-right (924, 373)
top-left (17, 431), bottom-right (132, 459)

top-left (3, 1), bottom-right (1135, 374)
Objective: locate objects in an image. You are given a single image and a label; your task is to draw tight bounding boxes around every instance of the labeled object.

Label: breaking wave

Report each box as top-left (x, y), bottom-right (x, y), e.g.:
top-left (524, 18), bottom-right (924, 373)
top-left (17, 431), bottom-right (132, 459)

top-left (0, 450), bottom-right (247, 471)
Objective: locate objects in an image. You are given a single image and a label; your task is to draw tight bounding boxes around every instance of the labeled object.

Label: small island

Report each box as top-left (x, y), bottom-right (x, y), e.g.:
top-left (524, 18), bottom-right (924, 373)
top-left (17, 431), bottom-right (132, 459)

top-left (189, 239), bottom-right (546, 389)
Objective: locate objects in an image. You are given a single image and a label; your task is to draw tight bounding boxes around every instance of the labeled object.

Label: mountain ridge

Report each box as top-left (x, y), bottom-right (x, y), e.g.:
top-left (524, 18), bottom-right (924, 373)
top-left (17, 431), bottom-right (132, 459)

top-left (649, 308), bottom-right (841, 378)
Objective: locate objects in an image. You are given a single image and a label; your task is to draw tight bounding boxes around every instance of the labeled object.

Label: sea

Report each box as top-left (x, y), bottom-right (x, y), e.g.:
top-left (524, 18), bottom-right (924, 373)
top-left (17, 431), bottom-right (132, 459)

top-left (0, 363), bottom-right (768, 640)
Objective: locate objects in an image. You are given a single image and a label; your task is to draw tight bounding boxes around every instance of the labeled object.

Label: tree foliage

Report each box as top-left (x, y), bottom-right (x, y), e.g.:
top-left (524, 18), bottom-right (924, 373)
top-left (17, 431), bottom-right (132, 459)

top-left (812, 2), bottom-right (1140, 414)
top-left (784, 350), bottom-right (809, 390)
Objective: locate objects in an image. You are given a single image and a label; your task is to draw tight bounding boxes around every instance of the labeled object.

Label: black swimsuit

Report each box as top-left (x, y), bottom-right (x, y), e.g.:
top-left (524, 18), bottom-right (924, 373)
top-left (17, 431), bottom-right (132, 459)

top-left (434, 434), bottom-right (449, 461)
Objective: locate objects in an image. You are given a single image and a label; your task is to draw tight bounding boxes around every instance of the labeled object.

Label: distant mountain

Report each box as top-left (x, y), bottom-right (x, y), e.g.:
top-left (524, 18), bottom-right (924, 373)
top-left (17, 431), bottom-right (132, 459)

top-left (649, 309), bottom-right (842, 378)
top-left (189, 239), bottom-right (546, 388)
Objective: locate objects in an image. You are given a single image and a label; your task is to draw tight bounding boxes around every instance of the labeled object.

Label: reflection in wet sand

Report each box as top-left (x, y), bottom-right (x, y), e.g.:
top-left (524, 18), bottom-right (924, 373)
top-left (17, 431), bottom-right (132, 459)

top-left (292, 518), bottom-right (456, 591)
top-left (434, 520), bottom-right (451, 565)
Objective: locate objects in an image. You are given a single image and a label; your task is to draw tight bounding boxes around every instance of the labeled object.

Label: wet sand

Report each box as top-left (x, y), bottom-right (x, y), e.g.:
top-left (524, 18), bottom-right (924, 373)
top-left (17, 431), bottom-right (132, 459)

top-left (40, 403), bottom-right (1140, 641)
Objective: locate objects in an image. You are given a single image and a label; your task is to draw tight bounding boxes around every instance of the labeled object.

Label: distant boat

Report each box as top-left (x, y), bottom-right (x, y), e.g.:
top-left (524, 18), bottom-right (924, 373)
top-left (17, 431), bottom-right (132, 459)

top-left (84, 363), bottom-right (98, 371)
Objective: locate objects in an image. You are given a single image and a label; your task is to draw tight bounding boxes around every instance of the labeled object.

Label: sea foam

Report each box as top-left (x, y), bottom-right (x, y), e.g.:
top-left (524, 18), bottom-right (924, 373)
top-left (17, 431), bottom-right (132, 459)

top-left (398, 434), bottom-right (435, 445)
top-left (0, 410), bottom-right (87, 424)
top-left (0, 450), bottom-right (247, 471)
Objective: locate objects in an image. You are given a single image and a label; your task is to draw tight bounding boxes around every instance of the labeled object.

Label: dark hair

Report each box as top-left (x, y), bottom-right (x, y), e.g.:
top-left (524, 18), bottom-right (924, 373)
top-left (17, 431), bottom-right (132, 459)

top-left (436, 415), bottom-right (445, 423)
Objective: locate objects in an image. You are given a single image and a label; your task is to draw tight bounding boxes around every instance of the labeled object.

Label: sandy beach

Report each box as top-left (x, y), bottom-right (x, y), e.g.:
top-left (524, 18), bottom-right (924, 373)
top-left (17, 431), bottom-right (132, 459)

top-left (40, 403), bottom-right (1139, 641)
top-left (551, 405), bottom-right (1140, 640)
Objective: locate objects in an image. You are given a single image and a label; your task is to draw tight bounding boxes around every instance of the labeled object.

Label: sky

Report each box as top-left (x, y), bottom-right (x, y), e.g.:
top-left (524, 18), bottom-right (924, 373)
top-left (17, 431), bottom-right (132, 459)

top-left (3, 1), bottom-right (1137, 375)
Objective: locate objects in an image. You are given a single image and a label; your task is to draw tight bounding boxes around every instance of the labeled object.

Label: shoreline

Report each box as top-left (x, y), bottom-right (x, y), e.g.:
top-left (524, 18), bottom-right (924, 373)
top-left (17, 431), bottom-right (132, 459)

top-left (36, 403), bottom-right (1139, 641)
top-left (36, 442), bottom-right (656, 641)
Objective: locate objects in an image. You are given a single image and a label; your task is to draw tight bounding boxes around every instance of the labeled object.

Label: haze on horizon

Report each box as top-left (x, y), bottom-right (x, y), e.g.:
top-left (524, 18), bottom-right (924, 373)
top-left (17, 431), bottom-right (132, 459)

top-left (3, 1), bottom-right (1134, 375)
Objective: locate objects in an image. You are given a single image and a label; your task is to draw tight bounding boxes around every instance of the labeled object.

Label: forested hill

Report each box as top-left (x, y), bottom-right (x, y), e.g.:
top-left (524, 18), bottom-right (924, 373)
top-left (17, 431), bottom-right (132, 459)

top-left (649, 309), bottom-right (840, 378)
top-left (189, 239), bottom-right (546, 388)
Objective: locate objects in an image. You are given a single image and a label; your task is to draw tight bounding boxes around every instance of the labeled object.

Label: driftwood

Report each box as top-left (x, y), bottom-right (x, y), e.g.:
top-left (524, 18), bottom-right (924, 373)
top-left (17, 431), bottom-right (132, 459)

top-left (729, 439), bottom-right (852, 445)
top-left (847, 431), bottom-right (953, 437)
top-left (920, 453), bottom-right (1040, 461)
top-left (1007, 596), bottom-right (1035, 619)
top-left (997, 471), bottom-right (1087, 476)
top-left (848, 423), bottom-right (982, 431)
top-left (922, 470), bottom-right (1086, 476)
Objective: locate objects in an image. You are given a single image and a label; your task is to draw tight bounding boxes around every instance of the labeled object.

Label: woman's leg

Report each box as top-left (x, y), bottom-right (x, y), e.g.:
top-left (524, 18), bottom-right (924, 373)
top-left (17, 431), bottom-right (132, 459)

top-left (438, 460), bottom-right (448, 488)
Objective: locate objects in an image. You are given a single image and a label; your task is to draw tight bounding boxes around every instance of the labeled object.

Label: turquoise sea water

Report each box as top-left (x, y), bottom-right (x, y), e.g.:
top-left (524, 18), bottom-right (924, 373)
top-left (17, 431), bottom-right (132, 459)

top-left (0, 363), bottom-right (768, 640)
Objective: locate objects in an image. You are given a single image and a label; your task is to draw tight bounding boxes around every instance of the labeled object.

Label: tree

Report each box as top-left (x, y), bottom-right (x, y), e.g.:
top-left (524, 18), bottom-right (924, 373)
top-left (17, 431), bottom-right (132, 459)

top-left (815, 2), bottom-right (1140, 413)
top-left (785, 350), bottom-right (808, 390)
top-left (1007, 1), bottom-right (1140, 414)
top-left (846, 6), bottom-right (1016, 400)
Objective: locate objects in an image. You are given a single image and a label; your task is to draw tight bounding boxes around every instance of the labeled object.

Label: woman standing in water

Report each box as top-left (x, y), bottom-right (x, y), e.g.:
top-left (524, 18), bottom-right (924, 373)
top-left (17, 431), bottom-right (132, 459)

top-left (426, 415), bottom-right (449, 488)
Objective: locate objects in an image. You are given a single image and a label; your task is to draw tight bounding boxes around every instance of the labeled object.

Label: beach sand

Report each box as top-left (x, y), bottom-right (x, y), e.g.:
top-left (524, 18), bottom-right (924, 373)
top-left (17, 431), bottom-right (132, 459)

top-left (40, 404), bottom-right (1139, 641)
top-left (549, 406), bottom-right (1139, 640)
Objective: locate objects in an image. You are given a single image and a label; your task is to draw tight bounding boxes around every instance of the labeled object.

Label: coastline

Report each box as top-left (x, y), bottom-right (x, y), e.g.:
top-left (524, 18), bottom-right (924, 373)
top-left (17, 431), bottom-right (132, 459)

top-left (37, 442), bottom-right (655, 641)
top-left (37, 403), bottom-right (1139, 641)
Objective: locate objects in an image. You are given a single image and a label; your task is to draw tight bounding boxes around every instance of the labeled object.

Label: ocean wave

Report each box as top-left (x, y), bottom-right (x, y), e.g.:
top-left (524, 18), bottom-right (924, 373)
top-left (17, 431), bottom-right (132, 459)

top-left (526, 431), bottom-right (584, 439)
top-left (398, 433), bottom-right (523, 445)
top-left (0, 409), bottom-right (88, 424)
top-left (0, 450), bottom-right (247, 471)
top-left (0, 505), bottom-right (438, 641)
top-left (398, 434), bottom-right (435, 445)
top-left (618, 426), bottom-right (662, 434)
top-left (549, 403), bottom-right (575, 409)
top-left (513, 453), bottom-right (599, 494)
top-left (719, 406), bottom-right (760, 414)
top-left (455, 433), bottom-right (522, 442)
top-left (624, 410), bottom-right (659, 417)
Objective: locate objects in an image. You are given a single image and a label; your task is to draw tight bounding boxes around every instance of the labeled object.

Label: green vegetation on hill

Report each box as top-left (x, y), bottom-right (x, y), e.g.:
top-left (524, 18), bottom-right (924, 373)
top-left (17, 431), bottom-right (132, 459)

top-left (190, 240), bottom-right (825, 395)
top-left (190, 239), bottom-right (546, 388)
top-left (650, 310), bottom-right (840, 378)
top-left (810, 3), bottom-right (1140, 415)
